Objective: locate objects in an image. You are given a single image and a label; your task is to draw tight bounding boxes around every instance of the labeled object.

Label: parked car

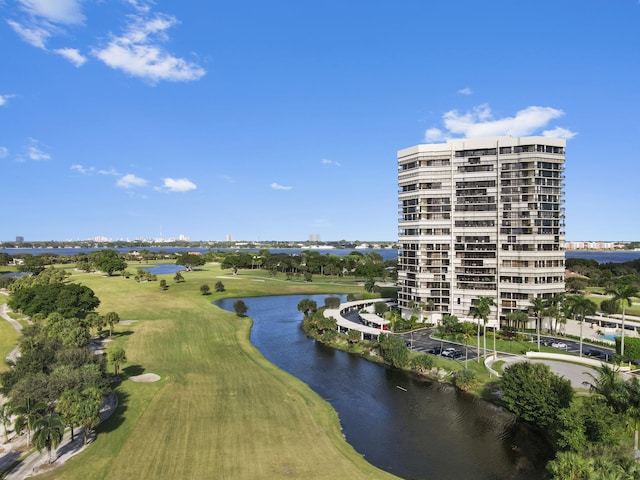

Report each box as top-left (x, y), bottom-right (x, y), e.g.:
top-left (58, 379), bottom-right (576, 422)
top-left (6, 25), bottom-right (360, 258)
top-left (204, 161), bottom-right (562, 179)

top-left (551, 342), bottom-right (567, 349)
top-left (441, 348), bottom-right (464, 359)
top-left (585, 349), bottom-right (603, 358)
top-left (427, 346), bottom-right (443, 355)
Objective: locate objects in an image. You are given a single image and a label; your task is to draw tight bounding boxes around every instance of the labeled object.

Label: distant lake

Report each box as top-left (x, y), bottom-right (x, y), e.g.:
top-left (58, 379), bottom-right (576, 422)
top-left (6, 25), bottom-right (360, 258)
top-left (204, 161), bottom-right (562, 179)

top-left (566, 250), bottom-right (640, 264)
top-left (139, 264), bottom-right (186, 275)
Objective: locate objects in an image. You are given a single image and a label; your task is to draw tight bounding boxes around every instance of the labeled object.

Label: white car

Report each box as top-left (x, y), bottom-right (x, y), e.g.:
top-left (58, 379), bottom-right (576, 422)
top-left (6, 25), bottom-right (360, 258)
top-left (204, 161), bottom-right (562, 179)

top-left (551, 342), bottom-right (567, 349)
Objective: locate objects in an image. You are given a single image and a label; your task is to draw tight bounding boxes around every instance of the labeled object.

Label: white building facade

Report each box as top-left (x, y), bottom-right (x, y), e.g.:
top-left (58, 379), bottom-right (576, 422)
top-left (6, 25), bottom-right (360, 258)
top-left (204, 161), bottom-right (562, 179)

top-left (397, 136), bottom-right (566, 328)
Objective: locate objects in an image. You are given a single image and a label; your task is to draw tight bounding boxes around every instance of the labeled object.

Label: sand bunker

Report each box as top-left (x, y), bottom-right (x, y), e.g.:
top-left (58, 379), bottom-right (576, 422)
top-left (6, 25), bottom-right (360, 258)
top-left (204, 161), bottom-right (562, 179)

top-left (129, 373), bottom-right (160, 382)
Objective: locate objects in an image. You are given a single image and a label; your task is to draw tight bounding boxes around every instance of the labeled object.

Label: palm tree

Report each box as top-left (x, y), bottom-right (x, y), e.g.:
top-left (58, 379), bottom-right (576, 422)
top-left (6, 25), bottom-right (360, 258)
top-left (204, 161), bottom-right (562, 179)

top-left (529, 297), bottom-right (546, 351)
top-left (469, 296), bottom-right (495, 359)
top-left (547, 292), bottom-right (565, 334)
top-left (567, 294), bottom-right (597, 357)
top-left (11, 398), bottom-right (46, 447)
top-left (364, 277), bottom-right (376, 293)
top-left (104, 311), bottom-right (120, 337)
top-left (624, 377), bottom-right (640, 452)
top-left (56, 389), bottom-right (81, 441)
top-left (109, 346), bottom-right (127, 376)
top-left (77, 388), bottom-right (102, 445)
top-left (506, 310), bottom-right (528, 332)
top-left (33, 413), bottom-right (65, 464)
top-left (607, 282), bottom-right (639, 358)
top-left (582, 363), bottom-right (626, 413)
top-left (0, 403), bottom-right (12, 443)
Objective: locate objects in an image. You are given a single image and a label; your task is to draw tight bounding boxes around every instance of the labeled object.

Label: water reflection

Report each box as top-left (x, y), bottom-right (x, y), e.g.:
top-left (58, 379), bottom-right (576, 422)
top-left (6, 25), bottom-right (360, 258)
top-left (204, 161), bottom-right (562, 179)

top-left (215, 294), bottom-right (551, 479)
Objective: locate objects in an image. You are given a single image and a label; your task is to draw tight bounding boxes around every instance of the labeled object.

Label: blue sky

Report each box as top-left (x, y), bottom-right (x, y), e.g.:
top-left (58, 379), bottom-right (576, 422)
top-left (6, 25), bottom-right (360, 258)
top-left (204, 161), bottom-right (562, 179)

top-left (1, 0), bottom-right (639, 242)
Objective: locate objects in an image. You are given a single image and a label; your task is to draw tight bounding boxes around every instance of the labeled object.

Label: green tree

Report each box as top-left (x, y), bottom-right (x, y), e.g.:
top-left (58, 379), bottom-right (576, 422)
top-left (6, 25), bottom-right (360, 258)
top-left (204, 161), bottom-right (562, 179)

top-left (8, 283), bottom-right (100, 319)
top-left (364, 277), bottom-right (377, 293)
top-left (104, 311), bottom-right (120, 337)
top-left (624, 376), bottom-right (640, 451)
top-left (505, 310), bottom-right (528, 332)
top-left (607, 282), bottom-right (639, 358)
top-left (374, 301), bottom-right (389, 316)
top-left (174, 271), bottom-right (184, 283)
top-left (567, 294), bottom-right (597, 357)
top-left (501, 361), bottom-right (573, 429)
top-left (297, 298), bottom-right (317, 315)
top-left (529, 297), bottom-right (546, 352)
top-left (200, 284), bottom-right (211, 295)
top-left (159, 279), bottom-right (167, 291)
top-left (233, 300), bottom-right (248, 317)
top-left (33, 413), bottom-right (65, 464)
top-left (0, 403), bottom-right (11, 443)
top-left (582, 364), bottom-right (627, 413)
top-left (17, 254), bottom-right (47, 275)
top-left (214, 281), bottom-right (225, 292)
top-left (109, 347), bottom-right (127, 376)
top-left (175, 253), bottom-right (205, 270)
top-left (56, 389), bottom-right (81, 441)
top-left (11, 397), bottom-right (47, 446)
top-left (377, 334), bottom-right (409, 368)
top-left (469, 296), bottom-right (495, 359)
top-left (91, 249), bottom-right (127, 276)
top-left (77, 388), bottom-right (102, 445)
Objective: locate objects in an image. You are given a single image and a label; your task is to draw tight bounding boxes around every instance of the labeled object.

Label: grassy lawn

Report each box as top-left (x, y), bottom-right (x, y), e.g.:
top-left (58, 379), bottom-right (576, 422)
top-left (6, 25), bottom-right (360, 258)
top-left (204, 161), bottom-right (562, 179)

top-left (0, 295), bottom-right (19, 373)
top-left (32, 264), bottom-right (398, 480)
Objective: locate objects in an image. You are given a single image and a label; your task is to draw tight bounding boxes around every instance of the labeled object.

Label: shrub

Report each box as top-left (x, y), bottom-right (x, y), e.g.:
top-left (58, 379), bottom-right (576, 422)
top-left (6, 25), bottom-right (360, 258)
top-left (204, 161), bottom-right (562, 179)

top-left (453, 369), bottom-right (476, 391)
top-left (411, 354), bottom-right (434, 373)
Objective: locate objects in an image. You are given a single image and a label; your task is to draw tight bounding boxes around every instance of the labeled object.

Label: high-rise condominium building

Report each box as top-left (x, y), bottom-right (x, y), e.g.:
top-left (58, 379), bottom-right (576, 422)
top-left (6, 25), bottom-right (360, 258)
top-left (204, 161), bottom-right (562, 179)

top-left (397, 136), bottom-right (565, 328)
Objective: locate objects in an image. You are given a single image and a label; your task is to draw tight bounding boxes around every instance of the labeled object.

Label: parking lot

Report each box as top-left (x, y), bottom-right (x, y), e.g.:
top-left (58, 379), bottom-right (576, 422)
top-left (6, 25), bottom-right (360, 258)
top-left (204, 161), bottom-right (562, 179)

top-left (397, 329), bottom-right (615, 363)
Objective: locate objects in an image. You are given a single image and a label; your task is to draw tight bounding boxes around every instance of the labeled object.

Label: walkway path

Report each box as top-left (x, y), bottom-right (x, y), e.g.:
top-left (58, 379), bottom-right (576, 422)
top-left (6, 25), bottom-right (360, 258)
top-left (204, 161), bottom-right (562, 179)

top-left (2, 392), bottom-right (118, 479)
top-left (0, 299), bottom-right (23, 364)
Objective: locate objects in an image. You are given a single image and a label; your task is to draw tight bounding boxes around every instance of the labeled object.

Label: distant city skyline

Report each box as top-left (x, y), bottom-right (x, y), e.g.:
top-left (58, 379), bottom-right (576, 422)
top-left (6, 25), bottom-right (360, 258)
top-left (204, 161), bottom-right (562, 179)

top-left (1, 1), bottom-right (639, 241)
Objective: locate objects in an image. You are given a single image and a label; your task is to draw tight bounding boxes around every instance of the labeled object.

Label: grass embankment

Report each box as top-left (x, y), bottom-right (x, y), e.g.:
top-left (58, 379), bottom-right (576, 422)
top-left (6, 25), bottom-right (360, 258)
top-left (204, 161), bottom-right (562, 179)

top-left (33, 264), bottom-right (398, 480)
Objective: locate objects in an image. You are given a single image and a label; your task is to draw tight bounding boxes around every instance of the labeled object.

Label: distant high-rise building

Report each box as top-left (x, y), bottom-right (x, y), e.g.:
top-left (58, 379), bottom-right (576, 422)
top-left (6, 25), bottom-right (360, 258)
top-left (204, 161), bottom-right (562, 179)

top-left (15, 236), bottom-right (24, 243)
top-left (397, 136), bottom-right (565, 327)
top-left (226, 234), bottom-right (232, 242)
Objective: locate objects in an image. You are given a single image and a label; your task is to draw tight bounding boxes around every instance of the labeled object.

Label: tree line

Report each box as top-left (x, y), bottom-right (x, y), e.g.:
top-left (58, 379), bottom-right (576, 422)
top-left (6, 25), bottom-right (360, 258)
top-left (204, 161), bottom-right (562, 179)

top-left (0, 270), bottom-right (124, 464)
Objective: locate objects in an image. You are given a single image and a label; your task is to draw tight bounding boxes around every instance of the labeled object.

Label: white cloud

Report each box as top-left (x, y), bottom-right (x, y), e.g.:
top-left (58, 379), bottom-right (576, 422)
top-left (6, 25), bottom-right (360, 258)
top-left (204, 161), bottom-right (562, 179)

top-left (0, 94), bottom-right (16, 106)
top-left (117, 173), bottom-right (148, 188)
top-left (425, 104), bottom-right (577, 140)
top-left (160, 177), bottom-right (197, 192)
top-left (270, 182), bottom-right (293, 191)
top-left (7, 19), bottom-right (50, 48)
top-left (542, 127), bottom-right (578, 140)
top-left (26, 139), bottom-right (51, 160)
top-left (458, 87), bottom-right (473, 95)
top-left (321, 159), bottom-right (341, 167)
top-left (92, 13), bottom-right (206, 83)
top-left (18, 0), bottom-right (85, 25)
top-left (218, 175), bottom-right (235, 183)
top-left (0, 147), bottom-right (8, 158)
top-left (98, 168), bottom-right (120, 176)
top-left (424, 128), bottom-right (445, 142)
top-left (71, 164), bottom-right (93, 174)
top-left (54, 47), bottom-right (87, 66)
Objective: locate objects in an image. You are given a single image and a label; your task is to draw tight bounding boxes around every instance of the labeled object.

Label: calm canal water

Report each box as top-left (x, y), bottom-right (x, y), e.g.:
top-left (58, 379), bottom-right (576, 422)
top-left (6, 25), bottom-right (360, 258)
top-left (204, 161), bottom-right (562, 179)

top-left (215, 294), bottom-right (552, 480)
